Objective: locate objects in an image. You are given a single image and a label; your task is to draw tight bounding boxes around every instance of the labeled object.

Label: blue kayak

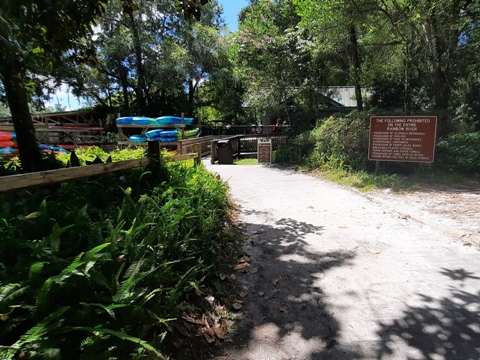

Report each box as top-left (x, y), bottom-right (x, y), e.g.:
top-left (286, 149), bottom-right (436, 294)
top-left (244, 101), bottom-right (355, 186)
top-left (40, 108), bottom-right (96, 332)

top-left (116, 116), bottom-right (153, 125)
top-left (153, 116), bottom-right (194, 125)
top-left (145, 129), bottom-right (178, 138)
top-left (129, 135), bottom-right (147, 142)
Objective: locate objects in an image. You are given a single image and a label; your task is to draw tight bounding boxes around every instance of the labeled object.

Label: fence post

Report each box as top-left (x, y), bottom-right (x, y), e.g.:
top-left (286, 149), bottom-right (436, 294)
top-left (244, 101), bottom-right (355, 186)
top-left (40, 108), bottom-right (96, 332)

top-left (147, 141), bottom-right (168, 182)
top-left (192, 144), bottom-right (201, 166)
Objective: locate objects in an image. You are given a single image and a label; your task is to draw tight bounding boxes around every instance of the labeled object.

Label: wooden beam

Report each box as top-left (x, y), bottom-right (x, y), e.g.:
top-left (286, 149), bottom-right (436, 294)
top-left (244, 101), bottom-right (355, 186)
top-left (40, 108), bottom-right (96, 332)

top-left (167, 153), bottom-right (198, 162)
top-left (0, 158), bottom-right (151, 193)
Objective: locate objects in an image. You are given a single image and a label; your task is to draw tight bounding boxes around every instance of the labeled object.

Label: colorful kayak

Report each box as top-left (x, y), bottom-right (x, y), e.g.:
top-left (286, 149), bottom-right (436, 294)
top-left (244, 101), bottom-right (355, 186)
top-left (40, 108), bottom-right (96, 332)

top-left (0, 131), bottom-right (13, 141)
top-left (145, 129), bottom-right (179, 138)
top-left (39, 145), bottom-right (69, 154)
top-left (178, 128), bottom-right (200, 138)
top-left (153, 116), bottom-right (194, 125)
top-left (0, 140), bottom-right (14, 148)
top-left (116, 116), bottom-right (154, 125)
top-left (0, 147), bottom-right (15, 155)
top-left (129, 134), bottom-right (147, 142)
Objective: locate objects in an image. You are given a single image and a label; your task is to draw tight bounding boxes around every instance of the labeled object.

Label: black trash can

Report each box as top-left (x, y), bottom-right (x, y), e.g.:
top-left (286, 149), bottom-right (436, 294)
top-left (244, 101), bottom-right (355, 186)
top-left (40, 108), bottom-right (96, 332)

top-left (217, 140), bottom-right (233, 164)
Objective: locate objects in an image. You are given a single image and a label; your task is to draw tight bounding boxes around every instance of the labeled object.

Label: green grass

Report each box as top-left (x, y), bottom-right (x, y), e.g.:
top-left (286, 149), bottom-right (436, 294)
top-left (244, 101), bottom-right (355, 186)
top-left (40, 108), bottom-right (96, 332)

top-left (234, 158), bottom-right (258, 165)
top-left (316, 167), bottom-right (478, 192)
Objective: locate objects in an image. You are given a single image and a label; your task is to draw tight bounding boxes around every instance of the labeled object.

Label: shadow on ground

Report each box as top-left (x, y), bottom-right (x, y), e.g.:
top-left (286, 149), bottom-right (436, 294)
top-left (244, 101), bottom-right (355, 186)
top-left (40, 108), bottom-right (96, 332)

top-left (210, 212), bottom-right (363, 360)
top-left (376, 268), bottom-right (480, 359)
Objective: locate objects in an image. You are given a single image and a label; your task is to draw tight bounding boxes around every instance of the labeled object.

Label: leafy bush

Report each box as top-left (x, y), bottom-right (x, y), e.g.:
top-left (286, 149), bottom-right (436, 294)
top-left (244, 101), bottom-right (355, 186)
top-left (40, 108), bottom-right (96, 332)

top-left (0, 160), bottom-right (234, 359)
top-left (436, 132), bottom-right (480, 174)
top-left (273, 131), bottom-right (314, 165)
top-left (308, 114), bottom-right (370, 171)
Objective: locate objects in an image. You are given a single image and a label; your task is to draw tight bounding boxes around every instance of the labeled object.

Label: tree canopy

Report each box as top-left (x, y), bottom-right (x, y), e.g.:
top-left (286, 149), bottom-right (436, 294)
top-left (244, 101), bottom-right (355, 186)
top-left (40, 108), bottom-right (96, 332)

top-left (1, 0), bottom-right (480, 172)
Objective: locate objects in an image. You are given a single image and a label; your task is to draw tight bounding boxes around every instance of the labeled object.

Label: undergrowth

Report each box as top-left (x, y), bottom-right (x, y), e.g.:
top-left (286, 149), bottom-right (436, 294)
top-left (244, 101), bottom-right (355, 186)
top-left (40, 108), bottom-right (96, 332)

top-left (0, 153), bottom-right (237, 359)
top-left (273, 111), bottom-right (479, 190)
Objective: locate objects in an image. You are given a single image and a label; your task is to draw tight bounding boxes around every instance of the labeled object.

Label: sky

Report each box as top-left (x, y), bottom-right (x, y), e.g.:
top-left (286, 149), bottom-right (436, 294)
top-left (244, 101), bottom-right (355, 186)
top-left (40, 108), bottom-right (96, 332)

top-left (218, 0), bottom-right (249, 31)
top-left (49, 1), bottom-right (248, 112)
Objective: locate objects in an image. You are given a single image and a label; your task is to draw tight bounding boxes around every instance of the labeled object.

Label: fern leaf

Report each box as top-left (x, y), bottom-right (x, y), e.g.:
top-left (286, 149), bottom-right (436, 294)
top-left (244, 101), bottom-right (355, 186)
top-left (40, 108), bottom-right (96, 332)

top-left (71, 327), bottom-right (164, 358)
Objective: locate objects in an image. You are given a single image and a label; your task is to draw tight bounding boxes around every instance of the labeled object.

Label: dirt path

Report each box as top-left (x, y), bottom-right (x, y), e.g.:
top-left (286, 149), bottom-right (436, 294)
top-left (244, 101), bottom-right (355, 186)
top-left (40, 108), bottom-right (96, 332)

top-left (204, 162), bottom-right (480, 360)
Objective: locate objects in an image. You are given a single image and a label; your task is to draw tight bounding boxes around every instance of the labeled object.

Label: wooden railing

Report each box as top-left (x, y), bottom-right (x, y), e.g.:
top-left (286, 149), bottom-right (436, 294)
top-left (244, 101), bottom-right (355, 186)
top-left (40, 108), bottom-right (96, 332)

top-left (0, 142), bottom-right (199, 194)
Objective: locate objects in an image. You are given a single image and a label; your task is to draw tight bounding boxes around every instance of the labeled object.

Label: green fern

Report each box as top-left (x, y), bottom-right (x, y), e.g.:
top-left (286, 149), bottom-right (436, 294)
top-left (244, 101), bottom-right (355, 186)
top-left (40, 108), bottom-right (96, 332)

top-left (72, 326), bottom-right (164, 358)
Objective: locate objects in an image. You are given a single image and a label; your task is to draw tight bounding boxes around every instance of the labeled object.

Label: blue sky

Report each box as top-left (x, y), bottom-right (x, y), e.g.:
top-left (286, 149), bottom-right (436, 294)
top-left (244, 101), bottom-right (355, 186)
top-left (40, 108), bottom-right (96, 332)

top-left (218, 0), bottom-right (249, 31)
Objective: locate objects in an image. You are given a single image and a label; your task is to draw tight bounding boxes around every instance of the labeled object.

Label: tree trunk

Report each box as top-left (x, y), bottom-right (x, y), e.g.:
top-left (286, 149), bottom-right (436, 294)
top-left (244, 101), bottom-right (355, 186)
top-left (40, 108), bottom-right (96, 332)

top-left (0, 54), bottom-right (43, 172)
top-left (128, 12), bottom-right (149, 115)
top-left (187, 79), bottom-right (196, 117)
top-left (348, 24), bottom-right (363, 111)
top-left (403, 42), bottom-right (412, 114)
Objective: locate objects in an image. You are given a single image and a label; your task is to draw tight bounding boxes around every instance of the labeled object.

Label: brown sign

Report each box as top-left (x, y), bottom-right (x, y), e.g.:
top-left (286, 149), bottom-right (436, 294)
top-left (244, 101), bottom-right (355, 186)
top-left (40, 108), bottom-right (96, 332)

top-left (258, 139), bottom-right (272, 163)
top-left (368, 116), bottom-right (437, 163)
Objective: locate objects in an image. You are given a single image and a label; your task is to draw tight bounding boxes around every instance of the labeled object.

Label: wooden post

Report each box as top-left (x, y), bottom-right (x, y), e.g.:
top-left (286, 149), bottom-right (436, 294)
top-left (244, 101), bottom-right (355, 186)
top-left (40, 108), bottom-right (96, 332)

top-left (192, 144), bottom-right (201, 166)
top-left (147, 140), bottom-right (161, 175)
top-left (211, 140), bottom-right (217, 164)
top-left (375, 161), bottom-right (380, 174)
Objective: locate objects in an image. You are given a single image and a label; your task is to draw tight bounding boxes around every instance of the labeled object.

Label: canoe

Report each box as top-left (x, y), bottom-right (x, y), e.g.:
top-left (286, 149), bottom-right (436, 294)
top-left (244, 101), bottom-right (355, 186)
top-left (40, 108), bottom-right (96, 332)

top-left (153, 116), bottom-right (194, 125)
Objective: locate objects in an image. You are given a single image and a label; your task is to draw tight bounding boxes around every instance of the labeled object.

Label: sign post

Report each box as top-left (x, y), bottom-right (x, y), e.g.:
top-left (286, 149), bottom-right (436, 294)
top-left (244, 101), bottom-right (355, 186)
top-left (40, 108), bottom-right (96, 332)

top-left (368, 116), bottom-right (437, 166)
top-left (257, 138), bottom-right (272, 164)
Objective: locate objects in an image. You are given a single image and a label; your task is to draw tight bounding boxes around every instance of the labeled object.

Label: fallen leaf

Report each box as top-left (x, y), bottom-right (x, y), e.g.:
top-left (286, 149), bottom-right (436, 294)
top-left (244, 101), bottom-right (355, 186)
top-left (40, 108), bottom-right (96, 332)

top-left (201, 314), bottom-right (210, 329)
top-left (464, 242), bottom-right (473, 247)
top-left (279, 304), bottom-right (288, 312)
top-left (338, 225), bottom-right (348, 229)
top-left (234, 263), bottom-right (248, 271)
top-left (182, 315), bottom-right (203, 325)
top-left (233, 299), bottom-right (244, 304)
top-left (368, 249), bottom-right (381, 254)
top-left (194, 287), bottom-right (202, 296)
top-left (23, 212), bottom-right (41, 220)
top-left (203, 328), bottom-right (216, 344)
top-left (212, 319), bottom-right (228, 339)
top-left (232, 303), bottom-right (243, 310)
top-left (272, 278), bottom-right (280, 286)
top-left (218, 273), bottom-right (227, 280)
top-left (249, 267), bottom-right (259, 274)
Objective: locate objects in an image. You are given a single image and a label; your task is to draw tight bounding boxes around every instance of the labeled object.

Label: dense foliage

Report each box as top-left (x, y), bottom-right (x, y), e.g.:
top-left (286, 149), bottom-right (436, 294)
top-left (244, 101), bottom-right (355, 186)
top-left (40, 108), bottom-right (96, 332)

top-left (0, 157), bottom-right (234, 358)
top-left (274, 113), bottom-right (480, 175)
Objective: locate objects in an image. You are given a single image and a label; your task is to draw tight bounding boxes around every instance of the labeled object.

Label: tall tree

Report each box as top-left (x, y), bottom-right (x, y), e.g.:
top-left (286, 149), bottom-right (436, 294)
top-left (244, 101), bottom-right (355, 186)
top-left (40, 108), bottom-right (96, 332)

top-left (0, 0), bottom-right (107, 172)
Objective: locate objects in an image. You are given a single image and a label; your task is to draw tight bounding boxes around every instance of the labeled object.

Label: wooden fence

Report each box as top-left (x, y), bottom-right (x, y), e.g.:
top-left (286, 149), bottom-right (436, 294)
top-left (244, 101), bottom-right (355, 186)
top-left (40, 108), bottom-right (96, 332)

top-left (0, 143), bottom-right (199, 194)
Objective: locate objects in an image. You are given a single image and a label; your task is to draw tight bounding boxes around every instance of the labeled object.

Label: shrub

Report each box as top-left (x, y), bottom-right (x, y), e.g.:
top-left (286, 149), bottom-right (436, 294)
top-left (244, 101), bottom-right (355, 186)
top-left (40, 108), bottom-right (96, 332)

top-left (436, 132), bottom-right (480, 174)
top-left (309, 114), bottom-right (370, 171)
top-left (0, 160), bottom-right (234, 359)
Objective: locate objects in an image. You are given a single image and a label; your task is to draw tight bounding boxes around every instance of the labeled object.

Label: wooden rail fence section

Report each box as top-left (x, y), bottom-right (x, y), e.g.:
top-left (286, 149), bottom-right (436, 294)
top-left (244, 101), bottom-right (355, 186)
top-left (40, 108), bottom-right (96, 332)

top-left (0, 152), bottom-right (199, 194)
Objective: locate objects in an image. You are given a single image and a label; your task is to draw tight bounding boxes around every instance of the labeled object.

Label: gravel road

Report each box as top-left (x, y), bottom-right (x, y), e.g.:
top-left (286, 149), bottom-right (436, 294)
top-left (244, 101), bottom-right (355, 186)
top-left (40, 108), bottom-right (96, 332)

top-left (204, 161), bottom-right (480, 360)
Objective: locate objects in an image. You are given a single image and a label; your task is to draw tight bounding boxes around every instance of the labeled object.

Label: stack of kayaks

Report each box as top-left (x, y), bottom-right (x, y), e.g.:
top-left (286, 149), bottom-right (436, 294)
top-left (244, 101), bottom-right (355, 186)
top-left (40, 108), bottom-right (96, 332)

top-left (116, 115), bottom-right (194, 126)
top-left (144, 128), bottom-right (200, 142)
top-left (0, 131), bottom-right (70, 157)
top-left (145, 129), bottom-right (179, 143)
top-left (0, 131), bottom-right (18, 157)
